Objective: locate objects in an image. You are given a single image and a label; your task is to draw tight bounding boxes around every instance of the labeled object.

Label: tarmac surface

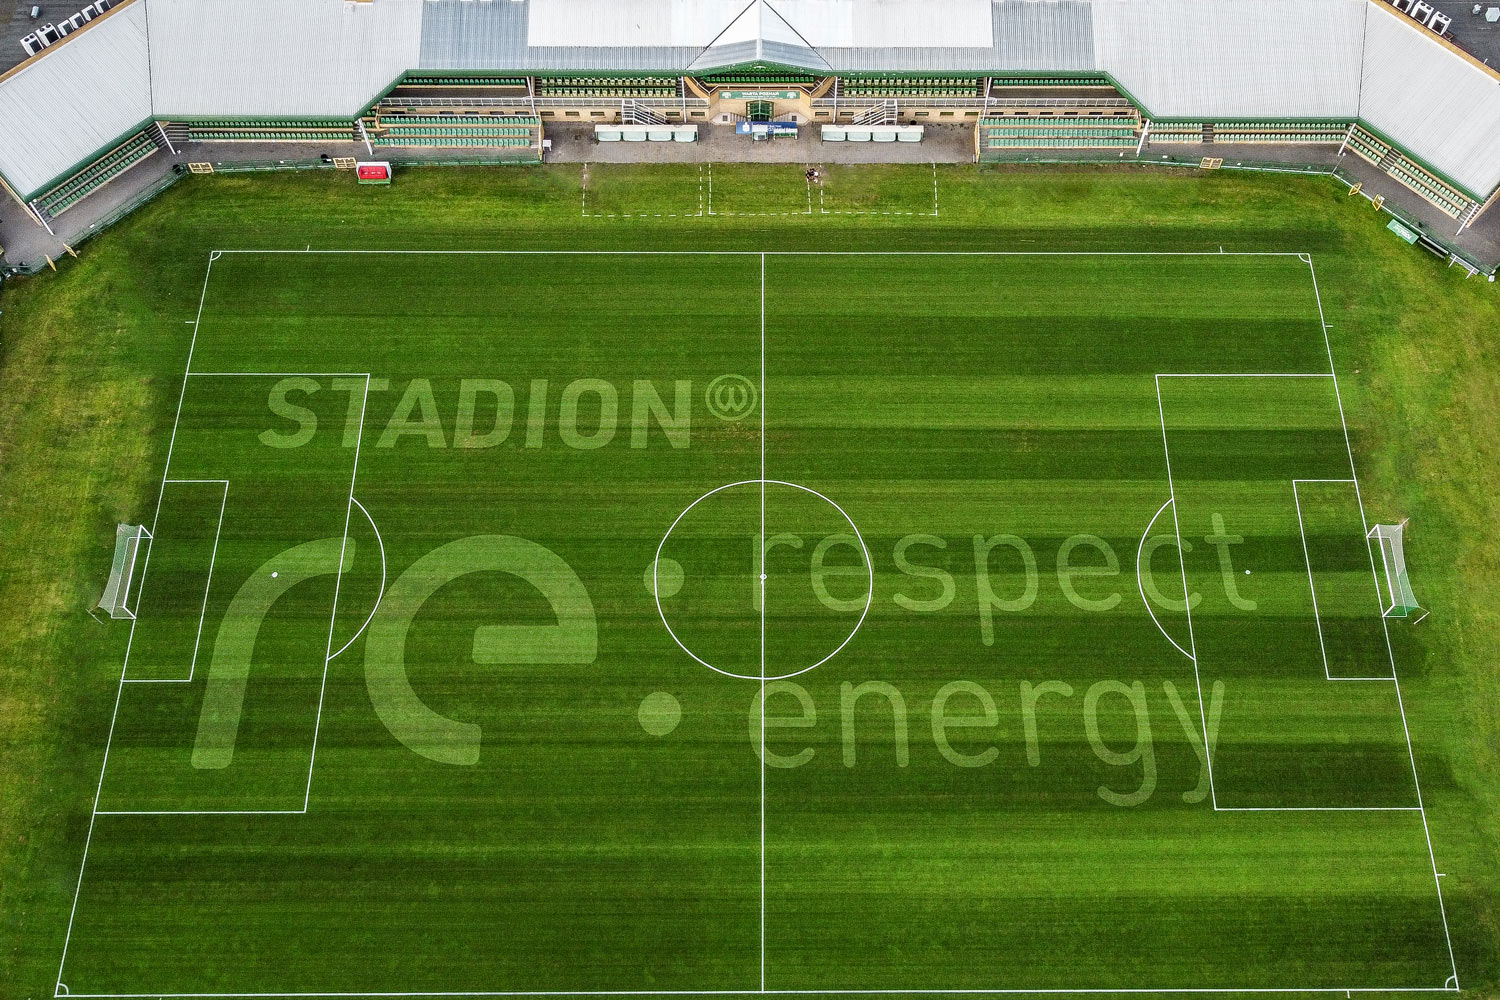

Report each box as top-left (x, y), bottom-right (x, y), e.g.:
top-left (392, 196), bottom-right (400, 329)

top-left (1432, 0), bottom-right (1500, 67)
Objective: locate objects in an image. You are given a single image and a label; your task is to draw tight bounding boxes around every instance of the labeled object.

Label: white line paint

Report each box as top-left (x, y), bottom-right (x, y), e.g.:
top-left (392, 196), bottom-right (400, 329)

top-left (653, 480), bottom-right (873, 682)
top-left (1305, 256), bottom-right (1459, 987)
top-left (1154, 373), bottom-right (1335, 379)
top-left (1291, 480), bottom-right (1394, 683)
top-left (57, 987), bottom-right (1461, 998)
top-left (61, 249), bottom-right (1456, 997)
top-left (181, 479), bottom-right (227, 685)
top-left (327, 497), bottom-right (386, 662)
top-left (55, 254), bottom-right (217, 994)
top-left (1134, 497), bottom-right (1193, 661)
top-left (305, 375), bottom-right (371, 810)
top-left (209, 250), bottom-right (1311, 258)
top-left (759, 250), bottom-right (767, 994)
top-left (1152, 374), bottom-right (1215, 811)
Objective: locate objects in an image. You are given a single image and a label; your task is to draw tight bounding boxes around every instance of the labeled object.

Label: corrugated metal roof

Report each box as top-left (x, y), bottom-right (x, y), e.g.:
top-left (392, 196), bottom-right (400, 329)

top-left (418, 1), bottom-right (531, 70)
top-left (527, 0), bottom-right (745, 48)
top-left (1093, 0), bottom-right (1365, 119)
top-left (1360, 3), bottom-right (1500, 198)
top-left (0, 0), bottom-right (152, 198)
top-left (147, 0), bottom-right (422, 117)
top-left (770, 0), bottom-right (992, 48)
top-left (689, 0), bottom-right (831, 72)
top-left (2, 0), bottom-right (1500, 204)
top-left (420, 0), bottom-right (695, 71)
top-left (818, 46), bottom-right (1010, 71)
top-left (992, 0), bottom-right (1096, 72)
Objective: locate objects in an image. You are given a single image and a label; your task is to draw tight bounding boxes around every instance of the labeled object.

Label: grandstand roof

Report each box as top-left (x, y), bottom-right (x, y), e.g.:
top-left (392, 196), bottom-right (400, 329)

top-left (1359, 2), bottom-right (1500, 199)
top-left (146, 0), bottom-right (422, 119)
top-left (1, 0), bottom-right (1500, 202)
top-left (1094, 0), bottom-right (1367, 121)
top-left (687, 0), bottom-right (833, 74)
top-left (0, 0), bottom-right (151, 198)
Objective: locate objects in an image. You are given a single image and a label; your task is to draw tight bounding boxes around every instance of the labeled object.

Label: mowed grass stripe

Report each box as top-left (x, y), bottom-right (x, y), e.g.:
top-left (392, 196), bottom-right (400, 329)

top-left (48, 248), bottom-right (1454, 994)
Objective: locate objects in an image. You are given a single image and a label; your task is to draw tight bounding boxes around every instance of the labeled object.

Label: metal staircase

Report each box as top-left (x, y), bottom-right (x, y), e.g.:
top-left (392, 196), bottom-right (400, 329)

top-left (622, 100), bottom-right (668, 126)
top-left (148, 120), bottom-right (179, 154)
top-left (851, 99), bottom-right (896, 126)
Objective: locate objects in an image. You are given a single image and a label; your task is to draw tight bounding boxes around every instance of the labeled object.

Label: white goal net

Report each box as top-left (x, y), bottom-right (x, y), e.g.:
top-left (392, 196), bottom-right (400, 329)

top-left (1368, 521), bottom-right (1421, 620)
top-left (95, 523), bottom-right (151, 620)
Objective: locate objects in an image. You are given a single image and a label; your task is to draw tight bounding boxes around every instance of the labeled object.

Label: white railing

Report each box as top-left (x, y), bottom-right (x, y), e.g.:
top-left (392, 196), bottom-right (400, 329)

top-left (851, 100), bottom-right (896, 125)
top-left (382, 96), bottom-right (708, 111)
top-left (813, 96), bottom-right (986, 110)
top-left (622, 100), bottom-right (669, 126)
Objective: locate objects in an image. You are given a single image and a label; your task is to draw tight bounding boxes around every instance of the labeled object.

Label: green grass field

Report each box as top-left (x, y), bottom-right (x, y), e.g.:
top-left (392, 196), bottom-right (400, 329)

top-left (4, 163), bottom-right (1500, 998)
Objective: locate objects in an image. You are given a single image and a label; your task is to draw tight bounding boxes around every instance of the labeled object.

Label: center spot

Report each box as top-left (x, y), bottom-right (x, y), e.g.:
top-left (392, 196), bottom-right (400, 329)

top-left (654, 480), bottom-right (872, 681)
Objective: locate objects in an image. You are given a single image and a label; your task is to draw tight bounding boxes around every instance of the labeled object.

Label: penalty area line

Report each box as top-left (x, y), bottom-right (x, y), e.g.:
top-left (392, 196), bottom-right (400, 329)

top-left (54, 252), bottom-right (218, 995)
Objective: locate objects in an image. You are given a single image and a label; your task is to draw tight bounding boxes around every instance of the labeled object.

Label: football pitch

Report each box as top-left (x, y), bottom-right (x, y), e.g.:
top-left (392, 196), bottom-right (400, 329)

top-left (55, 247), bottom-right (1457, 996)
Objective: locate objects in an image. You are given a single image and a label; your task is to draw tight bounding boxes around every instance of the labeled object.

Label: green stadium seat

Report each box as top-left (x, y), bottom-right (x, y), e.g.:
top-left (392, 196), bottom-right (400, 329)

top-left (38, 132), bottom-right (158, 215)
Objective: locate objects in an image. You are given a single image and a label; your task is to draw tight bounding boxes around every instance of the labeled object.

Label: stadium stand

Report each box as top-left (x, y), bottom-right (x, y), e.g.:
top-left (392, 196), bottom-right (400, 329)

top-left (0, 0), bottom-right (1497, 234)
top-left (978, 116), bottom-right (1138, 152)
top-left (840, 77), bottom-right (983, 98)
top-left (538, 77), bottom-right (678, 98)
top-left (35, 130), bottom-right (156, 217)
top-left (180, 119), bottom-right (355, 143)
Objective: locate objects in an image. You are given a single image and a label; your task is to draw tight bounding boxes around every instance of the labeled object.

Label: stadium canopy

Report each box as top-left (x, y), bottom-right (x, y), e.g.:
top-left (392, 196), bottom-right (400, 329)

top-left (2, 0), bottom-right (1500, 202)
top-left (0, 0), bottom-right (150, 199)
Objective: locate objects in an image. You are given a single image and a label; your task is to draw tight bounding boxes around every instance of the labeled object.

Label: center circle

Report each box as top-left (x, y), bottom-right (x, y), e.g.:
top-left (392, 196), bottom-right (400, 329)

top-left (654, 480), bottom-right (873, 681)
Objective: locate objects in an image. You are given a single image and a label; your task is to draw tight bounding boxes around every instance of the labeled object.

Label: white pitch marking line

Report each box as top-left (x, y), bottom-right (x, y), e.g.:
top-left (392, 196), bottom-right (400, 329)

top-left (55, 987), bottom-right (1463, 997)
top-left (209, 249), bottom-right (1313, 258)
top-left (653, 480), bottom-right (873, 682)
top-left (1152, 374), bottom-right (1215, 810)
top-left (186, 372), bottom-right (372, 378)
top-left (1156, 371), bottom-right (1424, 814)
top-left (1291, 480), bottom-right (1393, 683)
top-left (1155, 373), bottom-right (1335, 379)
top-left (1291, 480), bottom-right (1335, 682)
top-left (1305, 255), bottom-right (1459, 987)
top-left (55, 252), bottom-right (217, 994)
top-left (1135, 496), bottom-right (1193, 661)
top-left (759, 250), bottom-right (767, 994)
top-left (117, 479), bottom-right (231, 686)
top-left (1214, 806), bottom-right (1422, 812)
top-left (66, 250), bottom-right (1451, 996)
top-left (186, 480), bottom-right (229, 684)
top-left (305, 374), bottom-right (371, 811)
top-left (93, 809), bottom-right (306, 817)
top-left (328, 496), bottom-right (386, 662)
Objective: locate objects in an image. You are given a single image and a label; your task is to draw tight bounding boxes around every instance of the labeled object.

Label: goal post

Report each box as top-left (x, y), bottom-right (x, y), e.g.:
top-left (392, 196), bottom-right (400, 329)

top-left (95, 523), bottom-right (151, 620)
top-left (1368, 521), bottom-right (1421, 619)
